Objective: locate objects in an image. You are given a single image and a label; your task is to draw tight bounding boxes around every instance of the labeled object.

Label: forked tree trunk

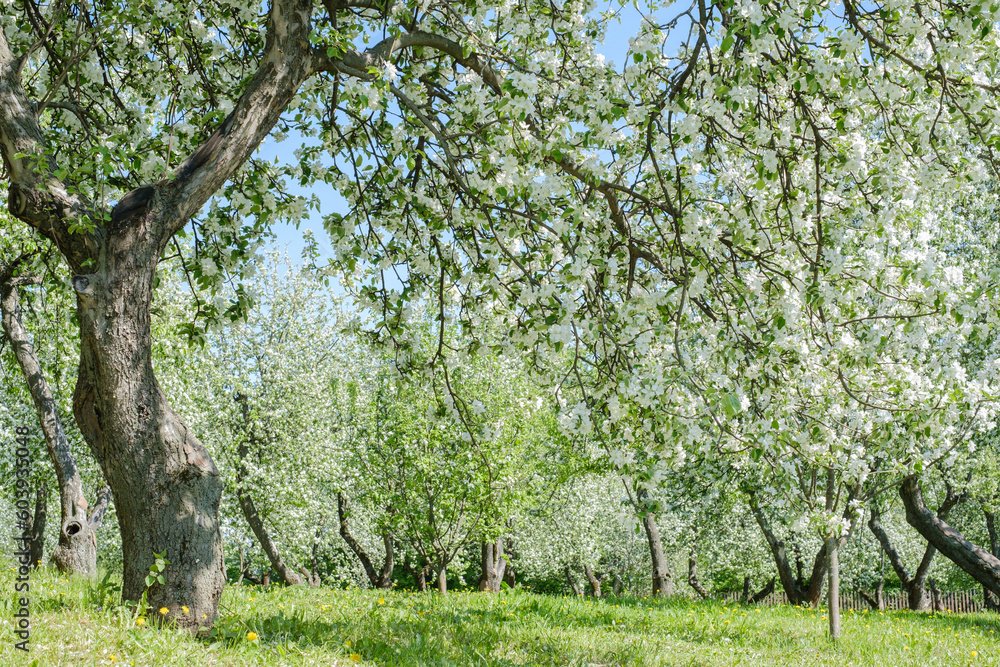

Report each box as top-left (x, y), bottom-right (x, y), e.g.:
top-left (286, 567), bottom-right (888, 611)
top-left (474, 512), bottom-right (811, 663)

top-left (1, 270), bottom-right (105, 577)
top-left (749, 492), bottom-right (828, 607)
top-left (868, 491), bottom-right (961, 611)
top-left (337, 492), bottom-right (394, 589)
top-left (899, 477), bottom-right (1000, 599)
top-left (477, 537), bottom-right (507, 593)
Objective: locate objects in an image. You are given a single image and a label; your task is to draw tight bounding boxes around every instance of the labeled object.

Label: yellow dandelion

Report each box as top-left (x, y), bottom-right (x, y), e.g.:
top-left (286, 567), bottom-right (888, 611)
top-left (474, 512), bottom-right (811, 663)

top-left (135, 618), bottom-right (146, 626)
top-left (246, 632), bottom-right (259, 641)
top-left (181, 605), bottom-right (189, 614)
top-left (972, 652), bottom-right (978, 657)
top-left (350, 654), bottom-right (361, 662)
top-left (110, 656), bottom-right (117, 662)
top-left (159, 607), bottom-right (169, 615)
top-left (378, 598), bottom-right (385, 604)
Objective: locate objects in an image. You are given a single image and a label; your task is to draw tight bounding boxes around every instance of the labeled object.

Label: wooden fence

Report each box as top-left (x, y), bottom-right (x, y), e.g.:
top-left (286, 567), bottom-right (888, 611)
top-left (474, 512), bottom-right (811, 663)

top-left (721, 589), bottom-right (985, 613)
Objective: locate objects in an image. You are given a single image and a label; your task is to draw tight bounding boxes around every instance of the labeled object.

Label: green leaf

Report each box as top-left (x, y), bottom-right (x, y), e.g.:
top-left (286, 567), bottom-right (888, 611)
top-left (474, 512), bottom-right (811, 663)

top-left (721, 394), bottom-right (742, 418)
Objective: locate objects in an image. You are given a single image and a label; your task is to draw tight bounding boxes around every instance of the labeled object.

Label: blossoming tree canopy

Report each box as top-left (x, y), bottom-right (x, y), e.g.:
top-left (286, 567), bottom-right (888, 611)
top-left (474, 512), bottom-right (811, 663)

top-left (308, 0), bottom-right (1000, 483)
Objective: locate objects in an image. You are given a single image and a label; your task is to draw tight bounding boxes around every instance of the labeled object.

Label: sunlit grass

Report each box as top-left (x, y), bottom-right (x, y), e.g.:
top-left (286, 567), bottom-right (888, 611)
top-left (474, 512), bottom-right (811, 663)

top-left (2, 564), bottom-right (999, 665)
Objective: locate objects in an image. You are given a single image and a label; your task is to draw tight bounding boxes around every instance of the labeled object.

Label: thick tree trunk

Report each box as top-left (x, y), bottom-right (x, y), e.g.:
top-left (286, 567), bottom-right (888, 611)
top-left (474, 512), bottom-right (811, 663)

top-left (641, 510), bottom-right (674, 597)
top-left (337, 493), bottom-right (394, 588)
top-left (827, 536), bottom-right (840, 640)
top-left (72, 262), bottom-right (225, 627)
top-left (477, 538), bottom-right (506, 593)
top-left (0, 0), bottom-right (316, 631)
top-left (437, 566), bottom-right (448, 594)
top-left (27, 482), bottom-right (47, 567)
top-left (1, 272), bottom-right (102, 576)
top-left (899, 477), bottom-right (1000, 598)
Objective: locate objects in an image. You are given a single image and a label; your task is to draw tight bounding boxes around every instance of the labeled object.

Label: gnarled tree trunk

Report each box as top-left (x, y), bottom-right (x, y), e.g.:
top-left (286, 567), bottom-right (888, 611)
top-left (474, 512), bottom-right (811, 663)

top-left (899, 477), bottom-right (1000, 599)
top-left (687, 550), bottom-right (710, 599)
top-left (0, 0), bottom-right (315, 630)
top-left (1, 267), bottom-right (106, 577)
top-left (583, 564), bottom-right (604, 597)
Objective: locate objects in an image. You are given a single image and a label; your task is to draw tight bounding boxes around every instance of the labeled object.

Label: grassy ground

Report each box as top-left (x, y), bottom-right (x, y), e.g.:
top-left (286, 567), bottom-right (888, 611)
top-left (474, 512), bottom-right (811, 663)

top-left (2, 566), bottom-right (999, 666)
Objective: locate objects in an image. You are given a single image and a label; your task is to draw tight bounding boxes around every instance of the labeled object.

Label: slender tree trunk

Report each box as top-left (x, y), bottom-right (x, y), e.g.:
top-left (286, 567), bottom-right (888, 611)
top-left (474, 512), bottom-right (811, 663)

top-left (984, 509), bottom-right (999, 611)
top-left (827, 536), bottom-right (840, 640)
top-left (1, 271), bottom-right (102, 576)
top-left (612, 572), bottom-right (623, 596)
top-left (899, 476), bottom-right (1000, 597)
top-left (416, 564), bottom-right (428, 592)
top-left (437, 566), bottom-right (447, 594)
top-left (234, 395), bottom-right (301, 586)
top-left (337, 493), bottom-right (394, 588)
top-left (27, 482), bottom-right (47, 567)
top-left (687, 550), bottom-right (710, 599)
top-left (565, 565), bottom-right (583, 596)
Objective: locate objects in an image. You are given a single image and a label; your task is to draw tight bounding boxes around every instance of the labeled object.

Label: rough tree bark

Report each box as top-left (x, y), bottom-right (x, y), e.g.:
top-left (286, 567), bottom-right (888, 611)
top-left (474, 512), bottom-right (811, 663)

top-left (234, 395), bottom-right (302, 587)
top-left (899, 477), bottom-right (1000, 599)
top-left (1, 265), bottom-right (107, 576)
top-left (868, 489), bottom-right (962, 611)
top-left (27, 482), bottom-right (46, 567)
top-left (477, 537), bottom-right (507, 593)
top-left (337, 492), bottom-right (394, 589)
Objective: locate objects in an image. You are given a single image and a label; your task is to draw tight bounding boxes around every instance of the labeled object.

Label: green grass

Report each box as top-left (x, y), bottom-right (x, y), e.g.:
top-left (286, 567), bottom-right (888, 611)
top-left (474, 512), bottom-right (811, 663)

top-left (2, 565), bottom-right (1000, 666)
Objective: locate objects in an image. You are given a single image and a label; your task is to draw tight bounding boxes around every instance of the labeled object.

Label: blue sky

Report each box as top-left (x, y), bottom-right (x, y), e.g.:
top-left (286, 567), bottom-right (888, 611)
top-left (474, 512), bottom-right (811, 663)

top-left (264, 2), bottom-right (660, 263)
